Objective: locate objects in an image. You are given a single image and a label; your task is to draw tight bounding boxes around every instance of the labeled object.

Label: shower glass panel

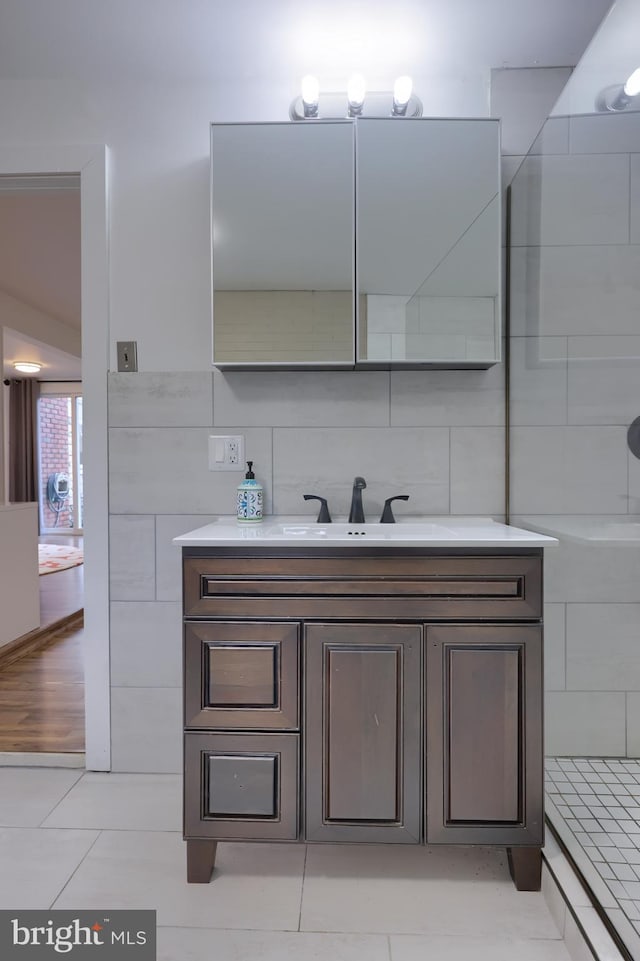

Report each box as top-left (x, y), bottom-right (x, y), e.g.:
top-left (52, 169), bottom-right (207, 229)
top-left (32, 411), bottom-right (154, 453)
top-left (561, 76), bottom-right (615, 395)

top-left (508, 0), bottom-right (640, 949)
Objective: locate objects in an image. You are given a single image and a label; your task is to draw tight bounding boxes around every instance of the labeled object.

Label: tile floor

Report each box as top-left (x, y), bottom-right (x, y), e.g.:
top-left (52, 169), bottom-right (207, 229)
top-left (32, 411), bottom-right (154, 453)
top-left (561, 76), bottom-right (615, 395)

top-left (0, 767), bottom-right (572, 961)
top-left (546, 757), bottom-right (640, 961)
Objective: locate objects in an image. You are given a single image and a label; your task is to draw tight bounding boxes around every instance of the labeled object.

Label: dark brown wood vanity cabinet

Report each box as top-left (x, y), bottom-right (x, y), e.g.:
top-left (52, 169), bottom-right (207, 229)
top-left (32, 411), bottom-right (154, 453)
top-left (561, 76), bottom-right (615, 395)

top-left (181, 549), bottom-right (544, 891)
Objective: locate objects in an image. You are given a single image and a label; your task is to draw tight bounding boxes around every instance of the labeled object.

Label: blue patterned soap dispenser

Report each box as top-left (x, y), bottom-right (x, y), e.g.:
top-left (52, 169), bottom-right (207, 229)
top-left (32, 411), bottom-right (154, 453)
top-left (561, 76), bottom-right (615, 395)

top-left (236, 461), bottom-right (263, 523)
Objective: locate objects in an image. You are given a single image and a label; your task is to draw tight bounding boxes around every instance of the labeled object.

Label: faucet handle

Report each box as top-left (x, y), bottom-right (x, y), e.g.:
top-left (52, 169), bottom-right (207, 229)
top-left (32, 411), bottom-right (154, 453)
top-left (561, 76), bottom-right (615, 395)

top-left (303, 494), bottom-right (332, 523)
top-left (380, 495), bottom-right (410, 524)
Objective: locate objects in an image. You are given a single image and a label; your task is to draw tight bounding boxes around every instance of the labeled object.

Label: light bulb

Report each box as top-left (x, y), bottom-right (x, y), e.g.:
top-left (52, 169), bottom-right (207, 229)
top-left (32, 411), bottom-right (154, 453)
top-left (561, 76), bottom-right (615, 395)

top-left (393, 75), bottom-right (413, 107)
top-left (301, 74), bottom-right (319, 106)
top-left (347, 73), bottom-right (366, 115)
top-left (624, 67), bottom-right (640, 97)
top-left (13, 362), bottom-right (41, 374)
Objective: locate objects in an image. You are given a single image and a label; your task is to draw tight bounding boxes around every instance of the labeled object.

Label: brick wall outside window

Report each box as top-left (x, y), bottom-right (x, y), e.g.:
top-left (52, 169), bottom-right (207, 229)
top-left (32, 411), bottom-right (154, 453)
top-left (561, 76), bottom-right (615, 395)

top-left (39, 396), bottom-right (74, 529)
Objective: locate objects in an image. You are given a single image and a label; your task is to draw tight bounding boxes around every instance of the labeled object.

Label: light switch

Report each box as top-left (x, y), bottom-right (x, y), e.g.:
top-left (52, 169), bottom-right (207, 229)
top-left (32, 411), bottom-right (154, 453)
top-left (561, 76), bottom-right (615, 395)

top-left (208, 435), bottom-right (245, 471)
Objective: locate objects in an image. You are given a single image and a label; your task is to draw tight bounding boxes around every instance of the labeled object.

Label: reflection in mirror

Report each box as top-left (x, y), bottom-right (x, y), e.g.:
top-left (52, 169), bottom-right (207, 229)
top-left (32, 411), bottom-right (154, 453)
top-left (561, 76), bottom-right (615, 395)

top-left (211, 121), bottom-right (354, 366)
top-left (356, 118), bottom-right (501, 366)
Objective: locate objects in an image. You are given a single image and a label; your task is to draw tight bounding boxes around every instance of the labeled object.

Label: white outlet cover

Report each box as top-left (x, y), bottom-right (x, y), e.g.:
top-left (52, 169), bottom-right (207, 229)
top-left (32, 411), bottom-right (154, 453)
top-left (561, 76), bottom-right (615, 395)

top-left (208, 435), bottom-right (245, 471)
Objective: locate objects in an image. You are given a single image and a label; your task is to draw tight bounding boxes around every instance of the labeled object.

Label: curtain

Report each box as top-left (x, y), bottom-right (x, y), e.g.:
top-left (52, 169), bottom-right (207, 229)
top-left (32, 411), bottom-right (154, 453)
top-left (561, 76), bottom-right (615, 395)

top-left (8, 378), bottom-right (40, 503)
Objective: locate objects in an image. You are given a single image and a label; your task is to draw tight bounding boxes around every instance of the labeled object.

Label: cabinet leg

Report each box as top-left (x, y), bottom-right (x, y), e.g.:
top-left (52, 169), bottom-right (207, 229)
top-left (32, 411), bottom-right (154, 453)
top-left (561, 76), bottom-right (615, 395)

top-left (507, 847), bottom-right (542, 891)
top-left (186, 839), bottom-right (218, 883)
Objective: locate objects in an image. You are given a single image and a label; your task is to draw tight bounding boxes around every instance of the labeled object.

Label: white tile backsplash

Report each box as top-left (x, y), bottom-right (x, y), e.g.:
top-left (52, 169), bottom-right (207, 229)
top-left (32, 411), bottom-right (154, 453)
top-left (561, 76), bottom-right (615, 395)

top-left (450, 427), bottom-right (505, 514)
top-left (109, 426), bottom-right (273, 515)
top-left (272, 427), bottom-right (450, 517)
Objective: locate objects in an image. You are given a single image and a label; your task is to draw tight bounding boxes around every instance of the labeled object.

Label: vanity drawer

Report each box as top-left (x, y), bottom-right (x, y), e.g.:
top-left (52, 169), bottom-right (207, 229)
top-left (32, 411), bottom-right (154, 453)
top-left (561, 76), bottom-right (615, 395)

top-left (184, 621), bottom-right (299, 729)
top-left (184, 731), bottom-right (299, 840)
top-left (183, 554), bottom-right (541, 620)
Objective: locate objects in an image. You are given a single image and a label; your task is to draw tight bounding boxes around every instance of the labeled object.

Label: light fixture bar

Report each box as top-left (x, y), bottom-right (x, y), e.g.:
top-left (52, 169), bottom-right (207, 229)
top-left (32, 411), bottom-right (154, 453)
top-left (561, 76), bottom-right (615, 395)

top-left (289, 82), bottom-right (422, 121)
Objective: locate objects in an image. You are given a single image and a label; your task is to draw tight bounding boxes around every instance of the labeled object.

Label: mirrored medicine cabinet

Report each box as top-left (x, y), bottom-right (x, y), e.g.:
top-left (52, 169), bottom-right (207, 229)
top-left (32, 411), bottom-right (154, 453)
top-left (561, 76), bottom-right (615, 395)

top-left (211, 117), bottom-right (501, 369)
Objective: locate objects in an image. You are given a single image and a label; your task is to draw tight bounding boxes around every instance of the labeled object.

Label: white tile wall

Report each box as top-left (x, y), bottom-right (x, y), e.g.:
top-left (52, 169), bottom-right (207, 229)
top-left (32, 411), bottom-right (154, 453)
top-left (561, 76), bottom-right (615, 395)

top-left (110, 687), bottom-right (181, 773)
top-left (109, 515), bottom-right (156, 601)
top-left (450, 427), bottom-right (505, 514)
top-left (545, 692), bottom-right (626, 756)
top-left (544, 603), bottom-right (566, 691)
top-left (155, 513), bottom-right (216, 602)
top-left (213, 369), bottom-right (389, 427)
top-left (510, 427), bottom-right (628, 514)
top-left (271, 427), bottom-right (450, 517)
top-left (109, 425), bottom-right (273, 515)
top-left (568, 336), bottom-right (640, 426)
top-left (566, 604), bottom-right (640, 691)
top-left (509, 337), bottom-right (567, 426)
top-left (631, 155), bottom-right (640, 245)
top-left (510, 154), bottom-right (629, 247)
top-left (390, 367), bottom-right (504, 427)
top-left (110, 601), bottom-right (182, 687)
top-left (570, 112), bottom-right (640, 155)
top-left (510, 245), bottom-right (640, 337)
top-left (108, 371), bottom-right (213, 427)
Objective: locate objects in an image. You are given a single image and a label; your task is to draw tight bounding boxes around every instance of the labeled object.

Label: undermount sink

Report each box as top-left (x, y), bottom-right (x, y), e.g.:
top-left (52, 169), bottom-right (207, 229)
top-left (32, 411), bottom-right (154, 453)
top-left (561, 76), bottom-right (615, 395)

top-left (173, 516), bottom-right (557, 548)
top-left (265, 522), bottom-right (458, 540)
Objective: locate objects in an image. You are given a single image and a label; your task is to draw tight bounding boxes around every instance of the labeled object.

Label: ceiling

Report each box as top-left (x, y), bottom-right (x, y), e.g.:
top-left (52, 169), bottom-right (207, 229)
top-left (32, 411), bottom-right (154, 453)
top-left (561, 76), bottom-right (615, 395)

top-left (0, 0), bottom-right (614, 86)
top-left (0, 0), bottom-right (616, 381)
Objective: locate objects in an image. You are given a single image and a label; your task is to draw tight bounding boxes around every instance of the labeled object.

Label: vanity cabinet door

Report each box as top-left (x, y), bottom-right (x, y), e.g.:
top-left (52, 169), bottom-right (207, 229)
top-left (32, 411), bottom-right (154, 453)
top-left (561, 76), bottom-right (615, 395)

top-left (425, 624), bottom-right (543, 846)
top-left (305, 623), bottom-right (421, 843)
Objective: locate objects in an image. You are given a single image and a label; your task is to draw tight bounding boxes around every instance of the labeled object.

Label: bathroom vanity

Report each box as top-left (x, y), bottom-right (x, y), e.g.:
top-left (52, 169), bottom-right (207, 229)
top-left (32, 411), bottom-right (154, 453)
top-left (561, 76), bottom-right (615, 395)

top-left (175, 518), bottom-right (555, 891)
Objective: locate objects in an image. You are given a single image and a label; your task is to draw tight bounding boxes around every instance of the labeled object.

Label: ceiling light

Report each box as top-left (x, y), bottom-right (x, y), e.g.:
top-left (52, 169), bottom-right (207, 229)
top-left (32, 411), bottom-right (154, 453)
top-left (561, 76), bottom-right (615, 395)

top-left (392, 76), bottom-right (413, 116)
top-left (347, 74), bottom-right (366, 116)
top-left (13, 362), bottom-right (41, 374)
top-left (597, 67), bottom-right (640, 112)
top-left (301, 74), bottom-right (319, 118)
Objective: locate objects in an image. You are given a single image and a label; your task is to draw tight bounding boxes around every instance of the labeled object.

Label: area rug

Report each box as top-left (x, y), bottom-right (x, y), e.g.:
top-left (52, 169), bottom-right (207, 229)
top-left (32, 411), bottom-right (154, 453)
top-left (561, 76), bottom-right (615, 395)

top-left (38, 543), bottom-right (84, 576)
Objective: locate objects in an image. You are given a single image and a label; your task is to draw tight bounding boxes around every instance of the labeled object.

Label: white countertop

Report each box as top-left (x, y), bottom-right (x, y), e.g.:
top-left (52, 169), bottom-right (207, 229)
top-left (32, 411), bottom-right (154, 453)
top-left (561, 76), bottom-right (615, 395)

top-left (173, 516), bottom-right (558, 548)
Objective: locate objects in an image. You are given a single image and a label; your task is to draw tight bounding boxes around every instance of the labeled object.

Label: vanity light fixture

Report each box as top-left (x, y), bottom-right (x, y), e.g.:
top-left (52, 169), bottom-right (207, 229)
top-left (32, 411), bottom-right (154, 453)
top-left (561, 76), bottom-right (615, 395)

top-left (301, 74), bottom-right (319, 118)
top-left (347, 73), bottom-right (366, 116)
top-left (289, 75), bottom-right (422, 120)
top-left (597, 66), bottom-right (640, 112)
top-left (392, 75), bottom-right (413, 116)
top-left (13, 362), bottom-right (41, 374)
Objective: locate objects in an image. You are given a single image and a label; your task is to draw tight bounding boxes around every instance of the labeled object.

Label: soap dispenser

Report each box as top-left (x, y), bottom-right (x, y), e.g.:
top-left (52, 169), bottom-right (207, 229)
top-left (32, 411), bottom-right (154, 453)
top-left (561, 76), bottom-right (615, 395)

top-left (236, 461), bottom-right (263, 523)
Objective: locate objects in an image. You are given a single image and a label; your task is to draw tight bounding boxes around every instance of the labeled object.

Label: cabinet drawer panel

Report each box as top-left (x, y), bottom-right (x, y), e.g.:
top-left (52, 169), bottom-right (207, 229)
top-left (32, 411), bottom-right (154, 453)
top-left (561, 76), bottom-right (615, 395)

top-left (426, 624), bottom-right (543, 846)
top-left (185, 621), bottom-right (299, 729)
top-left (184, 732), bottom-right (299, 840)
top-left (184, 554), bottom-right (541, 620)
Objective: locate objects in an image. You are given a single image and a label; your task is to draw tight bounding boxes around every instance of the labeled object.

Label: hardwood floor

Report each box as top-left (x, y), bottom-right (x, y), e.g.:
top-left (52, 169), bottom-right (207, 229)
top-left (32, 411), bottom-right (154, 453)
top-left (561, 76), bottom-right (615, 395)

top-left (0, 534), bottom-right (85, 754)
top-left (0, 620), bottom-right (85, 752)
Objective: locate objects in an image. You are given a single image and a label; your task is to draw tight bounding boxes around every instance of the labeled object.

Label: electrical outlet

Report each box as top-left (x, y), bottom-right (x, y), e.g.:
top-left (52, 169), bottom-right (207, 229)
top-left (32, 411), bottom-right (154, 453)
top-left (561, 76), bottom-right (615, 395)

top-left (117, 341), bottom-right (138, 372)
top-left (208, 435), bottom-right (245, 471)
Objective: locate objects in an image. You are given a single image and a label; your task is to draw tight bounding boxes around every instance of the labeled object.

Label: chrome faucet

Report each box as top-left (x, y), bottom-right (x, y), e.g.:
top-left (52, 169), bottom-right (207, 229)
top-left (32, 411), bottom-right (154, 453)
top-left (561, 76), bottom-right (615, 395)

top-left (348, 476), bottom-right (367, 523)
